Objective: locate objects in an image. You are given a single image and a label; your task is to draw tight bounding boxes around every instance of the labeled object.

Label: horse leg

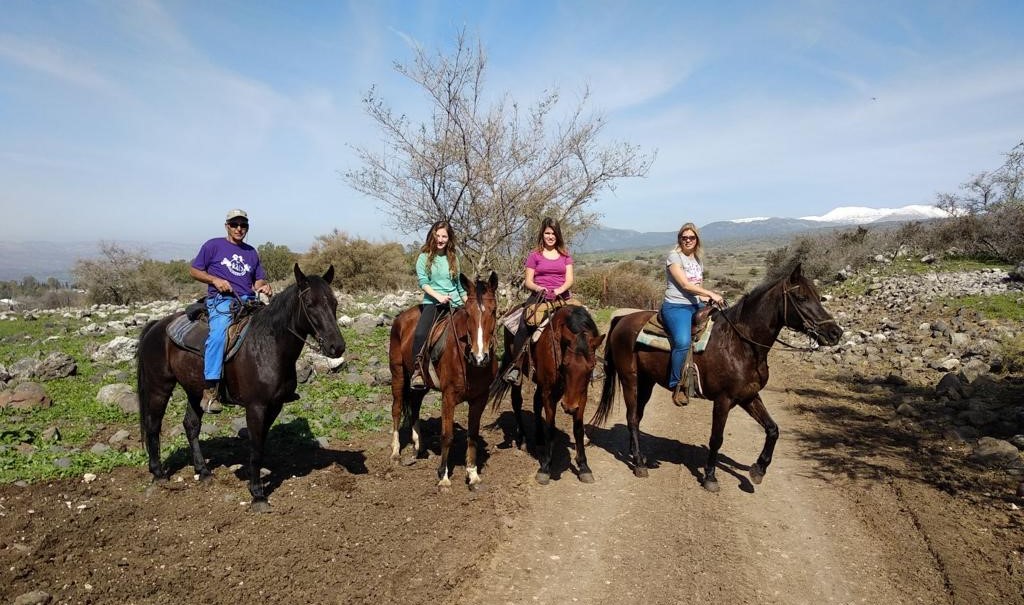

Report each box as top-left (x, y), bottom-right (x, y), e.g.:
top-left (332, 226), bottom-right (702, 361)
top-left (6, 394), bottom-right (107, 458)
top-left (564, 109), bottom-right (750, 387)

top-left (532, 387), bottom-right (546, 453)
top-left (703, 397), bottom-right (733, 492)
top-left (632, 379), bottom-right (655, 473)
top-left (246, 403), bottom-right (280, 512)
top-left (183, 396), bottom-right (212, 481)
top-left (140, 380), bottom-right (174, 481)
top-left (573, 405), bottom-right (594, 484)
top-left (536, 389), bottom-right (556, 485)
top-left (465, 397), bottom-right (486, 488)
top-left (436, 393), bottom-right (456, 489)
top-left (510, 382), bottom-right (527, 451)
top-left (740, 395), bottom-right (779, 485)
top-left (621, 370), bottom-right (648, 478)
top-left (390, 377), bottom-right (405, 463)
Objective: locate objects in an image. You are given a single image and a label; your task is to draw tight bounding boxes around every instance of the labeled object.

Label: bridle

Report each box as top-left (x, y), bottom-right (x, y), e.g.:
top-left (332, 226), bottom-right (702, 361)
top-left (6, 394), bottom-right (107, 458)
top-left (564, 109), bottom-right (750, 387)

top-left (716, 283), bottom-right (839, 352)
top-left (286, 285), bottom-right (334, 355)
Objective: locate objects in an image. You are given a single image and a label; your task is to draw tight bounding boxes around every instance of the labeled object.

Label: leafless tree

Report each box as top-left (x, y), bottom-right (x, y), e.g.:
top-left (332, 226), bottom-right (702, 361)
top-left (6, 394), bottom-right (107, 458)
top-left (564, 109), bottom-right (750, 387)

top-left (344, 30), bottom-right (654, 282)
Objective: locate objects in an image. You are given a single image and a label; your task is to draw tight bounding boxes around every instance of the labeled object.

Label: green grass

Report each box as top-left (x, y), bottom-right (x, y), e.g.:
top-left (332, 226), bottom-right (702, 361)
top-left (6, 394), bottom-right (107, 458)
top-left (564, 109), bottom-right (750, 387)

top-left (938, 292), bottom-right (1024, 322)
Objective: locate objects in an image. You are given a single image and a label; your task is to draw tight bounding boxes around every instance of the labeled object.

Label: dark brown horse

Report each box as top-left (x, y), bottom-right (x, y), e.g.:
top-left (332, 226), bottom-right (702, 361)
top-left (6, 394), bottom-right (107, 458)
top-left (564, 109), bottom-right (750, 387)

top-left (591, 264), bottom-right (843, 492)
top-left (137, 265), bottom-right (345, 511)
top-left (491, 305), bottom-right (605, 484)
top-left (389, 272), bottom-right (499, 489)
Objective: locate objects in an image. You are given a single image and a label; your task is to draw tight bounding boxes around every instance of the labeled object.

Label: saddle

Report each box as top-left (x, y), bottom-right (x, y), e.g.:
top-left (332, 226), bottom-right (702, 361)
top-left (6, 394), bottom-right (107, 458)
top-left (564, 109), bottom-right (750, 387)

top-left (166, 298), bottom-right (264, 361)
top-left (635, 306), bottom-right (715, 353)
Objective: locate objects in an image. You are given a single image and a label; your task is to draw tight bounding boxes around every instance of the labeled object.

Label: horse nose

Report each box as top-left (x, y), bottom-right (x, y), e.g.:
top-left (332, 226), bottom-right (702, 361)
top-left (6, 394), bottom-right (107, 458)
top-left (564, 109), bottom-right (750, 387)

top-left (825, 324), bottom-right (843, 345)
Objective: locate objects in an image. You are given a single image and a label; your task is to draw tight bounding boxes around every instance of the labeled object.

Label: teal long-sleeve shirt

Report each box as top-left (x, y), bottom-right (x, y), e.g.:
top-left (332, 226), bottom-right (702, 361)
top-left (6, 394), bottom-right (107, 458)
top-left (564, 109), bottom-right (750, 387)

top-left (415, 253), bottom-right (466, 307)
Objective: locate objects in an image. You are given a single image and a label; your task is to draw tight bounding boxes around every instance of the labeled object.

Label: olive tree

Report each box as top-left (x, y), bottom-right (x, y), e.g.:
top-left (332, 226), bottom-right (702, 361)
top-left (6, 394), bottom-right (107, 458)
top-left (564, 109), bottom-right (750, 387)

top-left (345, 30), bottom-right (653, 283)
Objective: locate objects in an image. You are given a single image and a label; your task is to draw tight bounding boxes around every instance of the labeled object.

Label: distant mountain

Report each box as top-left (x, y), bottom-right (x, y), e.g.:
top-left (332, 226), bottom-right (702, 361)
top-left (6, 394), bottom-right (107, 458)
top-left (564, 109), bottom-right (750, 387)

top-left (0, 241), bottom-right (196, 282)
top-left (575, 204), bottom-right (948, 253)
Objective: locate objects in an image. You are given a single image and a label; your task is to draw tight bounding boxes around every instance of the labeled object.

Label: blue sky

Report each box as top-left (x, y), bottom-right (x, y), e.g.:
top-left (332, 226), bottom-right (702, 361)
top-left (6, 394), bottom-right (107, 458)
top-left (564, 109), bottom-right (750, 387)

top-left (2, 0), bottom-right (1022, 252)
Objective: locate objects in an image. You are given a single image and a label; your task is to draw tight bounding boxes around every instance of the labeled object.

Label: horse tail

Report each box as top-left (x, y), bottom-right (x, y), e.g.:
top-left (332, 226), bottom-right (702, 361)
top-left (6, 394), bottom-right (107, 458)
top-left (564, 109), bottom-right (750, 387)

top-left (488, 374), bottom-right (512, 412)
top-left (591, 314), bottom-right (623, 427)
top-left (136, 320), bottom-right (158, 449)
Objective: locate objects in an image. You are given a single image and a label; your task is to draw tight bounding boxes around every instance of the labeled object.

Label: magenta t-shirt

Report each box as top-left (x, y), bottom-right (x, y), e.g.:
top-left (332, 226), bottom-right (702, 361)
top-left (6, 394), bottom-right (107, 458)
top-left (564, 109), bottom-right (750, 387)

top-left (526, 250), bottom-right (573, 300)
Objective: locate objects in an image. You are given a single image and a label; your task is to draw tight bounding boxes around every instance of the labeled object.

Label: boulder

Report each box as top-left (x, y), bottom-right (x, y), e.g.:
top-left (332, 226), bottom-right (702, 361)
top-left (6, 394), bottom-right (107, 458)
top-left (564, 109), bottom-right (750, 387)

top-left (34, 352), bottom-right (77, 380)
top-left (90, 336), bottom-right (138, 363)
top-left (0, 382), bottom-right (52, 410)
top-left (969, 437), bottom-right (1021, 467)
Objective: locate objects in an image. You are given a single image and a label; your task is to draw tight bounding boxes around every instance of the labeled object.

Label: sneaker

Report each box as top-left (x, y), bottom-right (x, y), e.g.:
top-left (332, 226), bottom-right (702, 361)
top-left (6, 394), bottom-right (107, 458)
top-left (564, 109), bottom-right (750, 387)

top-left (503, 367), bottom-right (522, 386)
top-left (409, 370), bottom-right (427, 390)
top-left (201, 386), bottom-right (223, 413)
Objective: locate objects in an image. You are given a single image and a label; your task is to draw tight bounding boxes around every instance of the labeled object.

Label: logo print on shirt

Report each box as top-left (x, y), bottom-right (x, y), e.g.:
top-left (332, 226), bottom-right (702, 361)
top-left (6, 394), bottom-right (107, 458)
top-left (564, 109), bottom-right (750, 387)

top-left (220, 254), bottom-right (251, 277)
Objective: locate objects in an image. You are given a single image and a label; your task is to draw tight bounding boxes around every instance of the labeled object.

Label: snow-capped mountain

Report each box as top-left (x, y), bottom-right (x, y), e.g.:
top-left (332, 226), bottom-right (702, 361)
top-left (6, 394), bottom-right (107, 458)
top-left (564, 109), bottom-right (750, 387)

top-left (797, 204), bottom-right (950, 224)
top-left (577, 204), bottom-right (949, 253)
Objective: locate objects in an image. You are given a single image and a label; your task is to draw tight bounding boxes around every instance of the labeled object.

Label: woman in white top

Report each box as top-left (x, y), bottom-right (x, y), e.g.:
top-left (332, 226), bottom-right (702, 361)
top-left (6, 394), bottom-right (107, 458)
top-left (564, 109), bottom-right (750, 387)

top-left (662, 222), bottom-right (723, 405)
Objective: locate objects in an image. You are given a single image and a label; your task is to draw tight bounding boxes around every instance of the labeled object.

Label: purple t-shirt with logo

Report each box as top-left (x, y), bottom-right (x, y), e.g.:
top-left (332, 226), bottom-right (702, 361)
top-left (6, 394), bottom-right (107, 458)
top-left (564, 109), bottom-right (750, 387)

top-left (191, 238), bottom-right (266, 297)
top-left (526, 250), bottom-right (573, 300)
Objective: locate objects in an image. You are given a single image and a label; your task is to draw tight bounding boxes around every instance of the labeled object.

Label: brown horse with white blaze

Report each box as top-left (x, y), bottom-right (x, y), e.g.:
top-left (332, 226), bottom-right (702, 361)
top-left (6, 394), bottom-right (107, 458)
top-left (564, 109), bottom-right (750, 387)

top-left (591, 264), bottom-right (843, 492)
top-left (389, 272), bottom-right (499, 489)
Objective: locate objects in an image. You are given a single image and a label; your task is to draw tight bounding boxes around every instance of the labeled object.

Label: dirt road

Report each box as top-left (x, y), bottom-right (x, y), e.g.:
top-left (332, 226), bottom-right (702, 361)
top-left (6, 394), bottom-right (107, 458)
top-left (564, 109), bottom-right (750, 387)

top-left (2, 354), bottom-right (1022, 604)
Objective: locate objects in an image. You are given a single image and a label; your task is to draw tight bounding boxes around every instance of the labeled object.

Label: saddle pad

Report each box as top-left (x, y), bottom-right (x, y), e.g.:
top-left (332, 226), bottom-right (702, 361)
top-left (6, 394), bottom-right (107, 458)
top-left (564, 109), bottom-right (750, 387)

top-left (166, 314), bottom-right (251, 361)
top-left (635, 317), bottom-right (714, 353)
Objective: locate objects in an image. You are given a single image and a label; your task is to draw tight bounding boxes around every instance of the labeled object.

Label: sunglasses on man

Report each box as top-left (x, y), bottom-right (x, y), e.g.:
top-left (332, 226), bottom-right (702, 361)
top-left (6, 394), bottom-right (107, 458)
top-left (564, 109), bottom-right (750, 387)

top-left (227, 222), bottom-right (249, 230)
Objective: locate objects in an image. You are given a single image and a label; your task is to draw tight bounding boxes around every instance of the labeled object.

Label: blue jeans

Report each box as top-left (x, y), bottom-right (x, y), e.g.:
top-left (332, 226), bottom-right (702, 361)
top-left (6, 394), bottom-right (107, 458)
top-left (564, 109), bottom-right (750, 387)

top-left (661, 301), bottom-right (699, 389)
top-left (204, 294), bottom-right (252, 381)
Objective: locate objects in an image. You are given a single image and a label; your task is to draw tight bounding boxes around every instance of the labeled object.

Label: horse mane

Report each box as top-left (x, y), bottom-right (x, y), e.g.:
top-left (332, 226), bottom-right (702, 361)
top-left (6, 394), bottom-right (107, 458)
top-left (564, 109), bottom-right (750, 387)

top-left (248, 281), bottom-right (301, 334)
top-left (720, 273), bottom-right (785, 321)
top-left (561, 305), bottom-right (599, 355)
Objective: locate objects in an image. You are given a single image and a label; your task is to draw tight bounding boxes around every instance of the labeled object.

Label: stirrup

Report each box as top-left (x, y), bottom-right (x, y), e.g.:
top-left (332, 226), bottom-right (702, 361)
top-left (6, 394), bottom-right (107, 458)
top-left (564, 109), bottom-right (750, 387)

top-left (201, 387), bottom-right (223, 413)
top-left (409, 369), bottom-right (427, 390)
top-left (503, 367), bottom-right (522, 386)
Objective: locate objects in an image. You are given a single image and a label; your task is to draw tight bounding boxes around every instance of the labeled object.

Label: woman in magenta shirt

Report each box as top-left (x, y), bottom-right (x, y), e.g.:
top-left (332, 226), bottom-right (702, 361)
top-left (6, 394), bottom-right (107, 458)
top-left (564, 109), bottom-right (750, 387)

top-left (502, 217), bottom-right (575, 384)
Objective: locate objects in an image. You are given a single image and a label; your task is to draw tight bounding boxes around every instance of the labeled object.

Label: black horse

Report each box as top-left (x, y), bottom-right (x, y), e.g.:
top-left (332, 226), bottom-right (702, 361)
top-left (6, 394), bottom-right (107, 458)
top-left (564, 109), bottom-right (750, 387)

top-left (592, 264), bottom-right (843, 491)
top-left (137, 264), bottom-right (345, 511)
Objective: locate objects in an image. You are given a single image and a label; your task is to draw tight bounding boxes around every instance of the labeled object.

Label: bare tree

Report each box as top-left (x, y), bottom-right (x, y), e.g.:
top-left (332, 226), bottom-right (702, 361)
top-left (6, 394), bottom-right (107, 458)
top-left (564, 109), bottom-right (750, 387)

top-left (345, 30), bottom-right (654, 282)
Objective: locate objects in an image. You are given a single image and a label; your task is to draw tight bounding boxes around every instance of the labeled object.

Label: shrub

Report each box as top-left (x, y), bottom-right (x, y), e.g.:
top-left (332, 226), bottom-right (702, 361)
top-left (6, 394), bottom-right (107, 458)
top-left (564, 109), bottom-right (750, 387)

top-left (303, 230), bottom-right (415, 291)
top-left (574, 262), bottom-right (663, 309)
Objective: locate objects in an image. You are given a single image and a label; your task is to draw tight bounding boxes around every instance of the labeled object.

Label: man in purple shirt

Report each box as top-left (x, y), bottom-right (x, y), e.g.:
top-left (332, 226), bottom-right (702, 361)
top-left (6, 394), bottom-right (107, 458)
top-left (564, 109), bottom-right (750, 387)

top-left (189, 209), bottom-right (272, 413)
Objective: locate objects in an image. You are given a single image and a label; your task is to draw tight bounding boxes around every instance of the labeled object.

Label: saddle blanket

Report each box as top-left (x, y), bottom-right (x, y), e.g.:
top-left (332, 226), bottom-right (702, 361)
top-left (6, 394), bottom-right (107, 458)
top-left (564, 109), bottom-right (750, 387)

top-left (166, 313), bottom-right (252, 361)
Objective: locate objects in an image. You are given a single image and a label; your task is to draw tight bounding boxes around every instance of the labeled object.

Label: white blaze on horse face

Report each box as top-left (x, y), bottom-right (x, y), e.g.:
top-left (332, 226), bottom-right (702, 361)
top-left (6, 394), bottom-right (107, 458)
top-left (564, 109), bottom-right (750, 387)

top-left (473, 302), bottom-right (486, 364)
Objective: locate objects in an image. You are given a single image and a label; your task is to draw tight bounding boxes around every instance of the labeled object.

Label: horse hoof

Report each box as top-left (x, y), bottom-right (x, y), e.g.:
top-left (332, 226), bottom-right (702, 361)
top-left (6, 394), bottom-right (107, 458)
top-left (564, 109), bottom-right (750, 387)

top-left (633, 466), bottom-right (649, 478)
top-left (468, 481), bottom-right (486, 492)
top-left (578, 472), bottom-right (595, 484)
top-left (401, 455), bottom-right (418, 467)
top-left (535, 472), bottom-right (550, 485)
top-left (703, 479), bottom-right (720, 493)
top-left (250, 500), bottom-right (272, 513)
top-left (197, 473), bottom-right (214, 484)
top-left (749, 463), bottom-right (765, 485)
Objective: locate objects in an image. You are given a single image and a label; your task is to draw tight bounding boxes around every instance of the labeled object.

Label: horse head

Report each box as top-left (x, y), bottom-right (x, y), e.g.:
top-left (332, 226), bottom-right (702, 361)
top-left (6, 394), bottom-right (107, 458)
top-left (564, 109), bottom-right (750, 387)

top-left (294, 264), bottom-right (346, 358)
top-left (782, 264), bottom-right (843, 346)
top-left (554, 306), bottom-right (605, 411)
top-left (457, 271), bottom-right (499, 367)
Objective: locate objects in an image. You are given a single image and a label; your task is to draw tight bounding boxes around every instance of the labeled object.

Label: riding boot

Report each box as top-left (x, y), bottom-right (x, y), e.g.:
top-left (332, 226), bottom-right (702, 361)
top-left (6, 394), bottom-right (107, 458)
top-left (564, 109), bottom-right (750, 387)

top-left (409, 355), bottom-right (427, 390)
top-left (201, 382), bottom-right (223, 413)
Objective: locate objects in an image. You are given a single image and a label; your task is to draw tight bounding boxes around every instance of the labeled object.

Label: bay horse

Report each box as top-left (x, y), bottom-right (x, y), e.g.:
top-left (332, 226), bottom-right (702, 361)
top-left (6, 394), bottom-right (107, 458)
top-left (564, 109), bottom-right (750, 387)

top-left (490, 304), bottom-right (605, 484)
top-left (389, 272), bottom-right (499, 489)
top-left (591, 264), bottom-right (843, 492)
top-left (137, 264), bottom-right (346, 511)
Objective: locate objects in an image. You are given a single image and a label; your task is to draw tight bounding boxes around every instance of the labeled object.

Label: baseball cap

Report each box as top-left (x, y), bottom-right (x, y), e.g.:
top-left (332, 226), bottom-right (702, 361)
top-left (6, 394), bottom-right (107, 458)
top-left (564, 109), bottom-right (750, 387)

top-left (225, 209), bottom-right (248, 221)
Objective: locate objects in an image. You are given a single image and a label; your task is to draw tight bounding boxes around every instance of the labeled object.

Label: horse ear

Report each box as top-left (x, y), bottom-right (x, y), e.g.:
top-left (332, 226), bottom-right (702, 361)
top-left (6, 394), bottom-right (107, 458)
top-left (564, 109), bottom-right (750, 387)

top-left (459, 273), bottom-right (472, 293)
top-left (591, 333), bottom-right (606, 350)
top-left (323, 265), bottom-right (335, 284)
top-left (488, 271), bottom-right (499, 291)
top-left (294, 263), bottom-right (309, 288)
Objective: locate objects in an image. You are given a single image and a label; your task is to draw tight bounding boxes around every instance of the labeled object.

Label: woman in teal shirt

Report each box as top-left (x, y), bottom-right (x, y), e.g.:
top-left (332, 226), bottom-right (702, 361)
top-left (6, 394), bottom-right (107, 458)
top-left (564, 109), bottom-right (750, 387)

top-left (410, 220), bottom-right (467, 389)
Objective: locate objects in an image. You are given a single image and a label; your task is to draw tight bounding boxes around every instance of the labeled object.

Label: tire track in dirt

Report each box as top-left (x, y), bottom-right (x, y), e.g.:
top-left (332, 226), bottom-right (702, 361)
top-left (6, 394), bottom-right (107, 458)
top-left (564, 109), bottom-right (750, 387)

top-left (450, 367), bottom-right (952, 604)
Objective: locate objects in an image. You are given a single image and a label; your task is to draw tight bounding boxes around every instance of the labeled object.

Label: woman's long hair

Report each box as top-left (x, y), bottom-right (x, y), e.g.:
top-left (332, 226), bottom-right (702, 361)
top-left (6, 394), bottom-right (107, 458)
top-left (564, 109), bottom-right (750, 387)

top-left (674, 222), bottom-right (704, 264)
top-left (533, 217), bottom-right (569, 257)
top-left (421, 220), bottom-right (459, 279)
